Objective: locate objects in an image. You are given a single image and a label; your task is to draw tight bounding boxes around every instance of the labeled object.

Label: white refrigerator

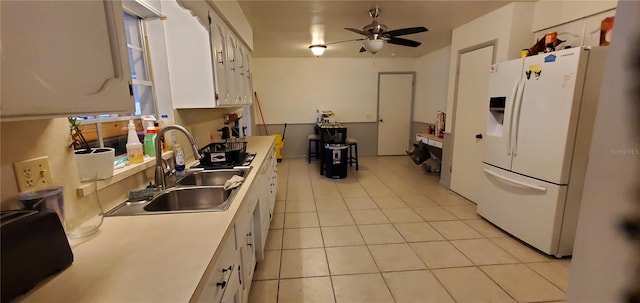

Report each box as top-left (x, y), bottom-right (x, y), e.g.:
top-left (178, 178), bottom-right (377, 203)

top-left (479, 47), bottom-right (607, 257)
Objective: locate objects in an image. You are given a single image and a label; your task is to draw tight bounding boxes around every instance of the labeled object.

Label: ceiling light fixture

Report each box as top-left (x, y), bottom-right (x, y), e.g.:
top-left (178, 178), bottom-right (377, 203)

top-left (309, 44), bottom-right (327, 56)
top-left (363, 39), bottom-right (384, 54)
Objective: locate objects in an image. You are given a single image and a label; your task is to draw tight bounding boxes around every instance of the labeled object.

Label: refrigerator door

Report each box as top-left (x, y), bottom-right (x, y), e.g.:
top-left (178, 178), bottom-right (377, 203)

top-left (511, 48), bottom-right (589, 184)
top-left (483, 58), bottom-right (524, 170)
top-left (478, 164), bottom-right (569, 256)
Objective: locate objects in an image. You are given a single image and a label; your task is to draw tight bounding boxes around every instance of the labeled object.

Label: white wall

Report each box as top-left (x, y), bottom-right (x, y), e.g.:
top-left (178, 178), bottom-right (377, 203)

top-left (252, 58), bottom-right (416, 124)
top-left (567, 0), bottom-right (638, 301)
top-left (414, 46), bottom-right (450, 123)
top-left (532, 0), bottom-right (617, 32)
top-left (444, 2), bottom-right (535, 132)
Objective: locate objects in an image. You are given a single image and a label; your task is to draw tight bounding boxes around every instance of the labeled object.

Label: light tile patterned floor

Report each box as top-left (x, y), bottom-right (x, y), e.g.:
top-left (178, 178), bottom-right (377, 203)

top-left (249, 157), bottom-right (570, 303)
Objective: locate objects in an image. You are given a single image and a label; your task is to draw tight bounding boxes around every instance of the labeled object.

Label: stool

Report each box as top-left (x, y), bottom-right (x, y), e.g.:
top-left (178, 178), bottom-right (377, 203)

top-left (308, 134), bottom-right (320, 163)
top-left (346, 138), bottom-right (359, 170)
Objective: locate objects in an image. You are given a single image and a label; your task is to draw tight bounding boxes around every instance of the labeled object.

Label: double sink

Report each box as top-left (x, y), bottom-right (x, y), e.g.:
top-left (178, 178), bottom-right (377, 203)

top-left (105, 168), bottom-right (250, 216)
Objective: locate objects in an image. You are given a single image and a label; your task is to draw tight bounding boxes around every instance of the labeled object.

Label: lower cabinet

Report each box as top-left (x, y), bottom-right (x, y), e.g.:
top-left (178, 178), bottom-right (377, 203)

top-left (235, 198), bottom-right (257, 302)
top-left (196, 138), bottom-right (278, 303)
top-left (195, 232), bottom-right (242, 303)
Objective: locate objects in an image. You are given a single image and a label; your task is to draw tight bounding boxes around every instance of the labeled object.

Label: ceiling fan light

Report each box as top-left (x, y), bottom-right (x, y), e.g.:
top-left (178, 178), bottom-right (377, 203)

top-left (309, 44), bottom-right (327, 56)
top-left (363, 39), bottom-right (384, 54)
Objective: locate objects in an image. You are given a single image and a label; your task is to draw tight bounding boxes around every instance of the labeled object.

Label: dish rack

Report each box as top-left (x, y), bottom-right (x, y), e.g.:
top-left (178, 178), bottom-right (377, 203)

top-left (199, 141), bottom-right (248, 166)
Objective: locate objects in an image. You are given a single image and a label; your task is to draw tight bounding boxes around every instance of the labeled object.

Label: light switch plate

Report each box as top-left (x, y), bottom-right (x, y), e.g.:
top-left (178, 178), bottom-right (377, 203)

top-left (13, 156), bottom-right (54, 192)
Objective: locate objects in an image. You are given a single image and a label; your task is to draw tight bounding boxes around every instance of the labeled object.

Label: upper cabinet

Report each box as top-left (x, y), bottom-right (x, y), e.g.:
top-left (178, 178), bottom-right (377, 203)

top-left (163, 0), bottom-right (252, 109)
top-left (1, 0), bottom-right (133, 120)
top-left (163, 0), bottom-right (216, 108)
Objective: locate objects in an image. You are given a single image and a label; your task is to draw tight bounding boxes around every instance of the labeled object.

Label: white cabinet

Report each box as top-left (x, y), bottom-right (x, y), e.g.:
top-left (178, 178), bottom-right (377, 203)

top-left (255, 141), bottom-right (277, 262)
top-left (1, 0), bottom-right (133, 120)
top-left (195, 233), bottom-right (242, 303)
top-left (225, 34), bottom-right (240, 104)
top-left (164, 0), bottom-right (251, 109)
top-left (235, 195), bottom-right (258, 303)
top-left (242, 51), bottom-right (253, 104)
top-left (209, 16), bottom-right (230, 105)
top-left (163, 0), bottom-right (217, 109)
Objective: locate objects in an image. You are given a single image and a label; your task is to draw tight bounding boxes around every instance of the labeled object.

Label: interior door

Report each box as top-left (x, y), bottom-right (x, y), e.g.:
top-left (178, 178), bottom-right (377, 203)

top-left (377, 73), bottom-right (414, 155)
top-left (450, 46), bottom-right (493, 203)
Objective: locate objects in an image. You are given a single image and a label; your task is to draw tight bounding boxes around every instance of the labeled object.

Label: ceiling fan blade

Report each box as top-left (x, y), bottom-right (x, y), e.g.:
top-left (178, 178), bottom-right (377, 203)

top-left (385, 26), bottom-right (428, 37)
top-left (325, 38), bottom-right (366, 46)
top-left (359, 46), bottom-right (366, 53)
top-left (387, 37), bottom-right (421, 47)
top-left (345, 27), bottom-right (372, 37)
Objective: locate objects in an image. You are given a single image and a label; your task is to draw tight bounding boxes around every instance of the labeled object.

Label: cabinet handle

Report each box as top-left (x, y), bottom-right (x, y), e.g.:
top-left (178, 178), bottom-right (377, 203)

top-left (216, 264), bottom-right (234, 290)
top-left (216, 51), bottom-right (224, 64)
top-left (246, 232), bottom-right (253, 247)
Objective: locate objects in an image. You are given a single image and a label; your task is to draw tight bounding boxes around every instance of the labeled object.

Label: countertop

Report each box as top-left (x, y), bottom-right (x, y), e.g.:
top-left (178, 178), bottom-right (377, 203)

top-left (416, 133), bottom-right (443, 143)
top-left (18, 136), bottom-right (276, 303)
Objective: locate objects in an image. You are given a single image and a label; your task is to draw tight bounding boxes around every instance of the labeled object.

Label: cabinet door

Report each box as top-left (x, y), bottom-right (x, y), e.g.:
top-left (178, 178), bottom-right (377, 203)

top-left (195, 233), bottom-right (241, 303)
top-left (243, 51), bottom-right (253, 105)
top-left (210, 14), bottom-right (230, 105)
top-left (235, 202), bottom-right (256, 294)
top-left (225, 34), bottom-right (239, 104)
top-left (1, 0), bottom-right (132, 120)
top-left (163, 0), bottom-right (216, 108)
top-left (235, 46), bottom-right (247, 104)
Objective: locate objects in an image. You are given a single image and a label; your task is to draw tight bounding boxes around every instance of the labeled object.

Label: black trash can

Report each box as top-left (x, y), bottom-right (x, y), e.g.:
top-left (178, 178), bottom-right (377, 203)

top-left (324, 144), bottom-right (348, 179)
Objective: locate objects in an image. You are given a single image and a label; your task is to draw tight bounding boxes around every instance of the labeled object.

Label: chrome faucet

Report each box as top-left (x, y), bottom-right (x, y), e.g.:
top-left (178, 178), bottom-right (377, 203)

top-left (155, 125), bottom-right (202, 190)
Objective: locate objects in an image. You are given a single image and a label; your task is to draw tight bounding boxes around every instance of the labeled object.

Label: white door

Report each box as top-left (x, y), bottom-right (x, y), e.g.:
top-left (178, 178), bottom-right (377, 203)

top-left (450, 46), bottom-right (493, 203)
top-left (511, 48), bottom-right (587, 184)
top-left (377, 73), bottom-right (414, 155)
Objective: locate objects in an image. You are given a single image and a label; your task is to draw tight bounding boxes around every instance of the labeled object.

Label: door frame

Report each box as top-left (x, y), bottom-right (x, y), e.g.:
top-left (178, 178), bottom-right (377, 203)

top-left (376, 72), bottom-right (416, 156)
top-left (450, 39), bottom-right (498, 142)
top-left (448, 40), bottom-right (497, 171)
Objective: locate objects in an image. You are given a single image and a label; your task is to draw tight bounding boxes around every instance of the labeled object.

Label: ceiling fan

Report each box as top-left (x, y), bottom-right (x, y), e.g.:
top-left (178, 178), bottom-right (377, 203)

top-left (346, 7), bottom-right (428, 54)
top-left (309, 7), bottom-right (428, 56)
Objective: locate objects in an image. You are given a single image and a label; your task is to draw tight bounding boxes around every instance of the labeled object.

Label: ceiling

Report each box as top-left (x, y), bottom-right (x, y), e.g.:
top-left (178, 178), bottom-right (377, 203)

top-left (237, 1), bottom-right (526, 58)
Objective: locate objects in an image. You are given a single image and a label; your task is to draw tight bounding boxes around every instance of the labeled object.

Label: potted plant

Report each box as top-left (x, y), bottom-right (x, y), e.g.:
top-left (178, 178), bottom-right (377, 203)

top-left (69, 117), bottom-right (115, 181)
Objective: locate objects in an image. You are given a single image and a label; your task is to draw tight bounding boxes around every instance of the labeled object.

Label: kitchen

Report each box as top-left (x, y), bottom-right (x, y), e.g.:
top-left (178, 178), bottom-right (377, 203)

top-left (1, 0), bottom-right (637, 302)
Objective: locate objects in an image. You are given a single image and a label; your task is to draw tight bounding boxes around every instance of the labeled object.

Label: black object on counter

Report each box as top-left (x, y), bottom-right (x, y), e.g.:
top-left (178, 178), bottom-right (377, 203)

top-left (1, 210), bottom-right (73, 302)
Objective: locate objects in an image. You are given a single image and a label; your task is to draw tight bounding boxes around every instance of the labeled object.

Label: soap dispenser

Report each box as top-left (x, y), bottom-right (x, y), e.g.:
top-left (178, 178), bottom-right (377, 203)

top-left (126, 120), bottom-right (144, 164)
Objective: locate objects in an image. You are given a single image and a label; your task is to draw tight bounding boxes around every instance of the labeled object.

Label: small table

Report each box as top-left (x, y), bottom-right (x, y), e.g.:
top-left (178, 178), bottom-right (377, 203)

top-left (416, 133), bottom-right (443, 161)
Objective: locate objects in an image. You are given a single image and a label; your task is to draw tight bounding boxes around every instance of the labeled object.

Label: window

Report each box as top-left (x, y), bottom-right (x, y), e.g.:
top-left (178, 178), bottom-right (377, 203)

top-left (73, 10), bottom-right (157, 156)
top-left (124, 12), bottom-right (155, 116)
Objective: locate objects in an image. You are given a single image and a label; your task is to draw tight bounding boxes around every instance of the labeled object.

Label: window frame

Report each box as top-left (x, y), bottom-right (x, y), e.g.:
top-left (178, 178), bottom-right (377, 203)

top-left (72, 9), bottom-right (158, 155)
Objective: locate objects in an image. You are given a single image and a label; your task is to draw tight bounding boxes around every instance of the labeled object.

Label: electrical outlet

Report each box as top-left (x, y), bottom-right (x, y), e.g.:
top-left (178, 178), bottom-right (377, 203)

top-left (13, 156), bottom-right (54, 192)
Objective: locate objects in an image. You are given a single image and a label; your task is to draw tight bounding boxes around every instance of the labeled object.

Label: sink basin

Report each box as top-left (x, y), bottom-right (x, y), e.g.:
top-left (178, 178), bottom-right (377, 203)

top-left (105, 167), bottom-right (251, 217)
top-left (105, 186), bottom-right (236, 216)
top-left (176, 169), bottom-right (246, 186)
top-left (144, 187), bottom-right (231, 212)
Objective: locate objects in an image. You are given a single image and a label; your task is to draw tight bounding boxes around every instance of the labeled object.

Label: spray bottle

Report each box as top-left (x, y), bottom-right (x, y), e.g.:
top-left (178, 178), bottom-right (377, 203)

top-left (126, 120), bottom-right (144, 164)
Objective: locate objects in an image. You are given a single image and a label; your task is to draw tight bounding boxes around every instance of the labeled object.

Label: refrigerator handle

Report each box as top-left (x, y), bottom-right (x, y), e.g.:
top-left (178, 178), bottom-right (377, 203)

top-left (512, 80), bottom-right (526, 156)
top-left (506, 80), bottom-right (520, 155)
top-left (483, 168), bottom-right (547, 192)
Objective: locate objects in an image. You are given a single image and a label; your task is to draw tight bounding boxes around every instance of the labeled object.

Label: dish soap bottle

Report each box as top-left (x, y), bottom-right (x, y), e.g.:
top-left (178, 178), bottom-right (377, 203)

top-left (144, 121), bottom-right (157, 157)
top-left (174, 144), bottom-right (186, 177)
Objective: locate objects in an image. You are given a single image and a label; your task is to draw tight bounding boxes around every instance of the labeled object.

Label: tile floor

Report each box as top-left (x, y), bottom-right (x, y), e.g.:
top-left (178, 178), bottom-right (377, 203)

top-left (248, 157), bottom-right (570, 303)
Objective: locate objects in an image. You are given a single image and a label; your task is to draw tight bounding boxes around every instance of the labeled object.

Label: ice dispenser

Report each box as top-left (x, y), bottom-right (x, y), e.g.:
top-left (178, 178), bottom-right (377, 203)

top-left (487, 96), bottom-right (505, 137)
